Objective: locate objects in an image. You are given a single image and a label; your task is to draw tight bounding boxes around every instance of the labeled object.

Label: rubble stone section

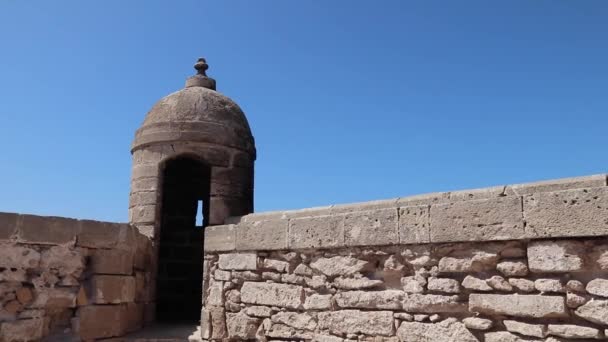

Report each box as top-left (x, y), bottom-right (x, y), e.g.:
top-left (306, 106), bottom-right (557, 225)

top-left (0, 213), bottom-right (154, 342)
top-left (203, 235), bottom-right (608, 341)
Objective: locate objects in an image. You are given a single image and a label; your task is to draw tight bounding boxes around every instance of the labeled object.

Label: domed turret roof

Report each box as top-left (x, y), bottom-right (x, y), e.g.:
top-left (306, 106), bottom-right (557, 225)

top-left (132, 58), bottom-right (255, 155)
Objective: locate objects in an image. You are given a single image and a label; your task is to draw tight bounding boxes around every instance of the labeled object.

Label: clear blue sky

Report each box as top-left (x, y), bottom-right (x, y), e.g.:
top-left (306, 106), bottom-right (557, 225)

top-left (1, 1), bottom-right (606, 222)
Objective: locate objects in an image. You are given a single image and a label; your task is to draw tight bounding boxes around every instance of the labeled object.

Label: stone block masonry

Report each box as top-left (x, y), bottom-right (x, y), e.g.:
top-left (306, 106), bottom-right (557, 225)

top-left (203, 174), bottom-right (608, 341)
top-left (204, 237), bottom-right (608, 341)
top-left (0, 213), bottom-right (154, 341)
top-left (213, 174), bottom-right (608, 251)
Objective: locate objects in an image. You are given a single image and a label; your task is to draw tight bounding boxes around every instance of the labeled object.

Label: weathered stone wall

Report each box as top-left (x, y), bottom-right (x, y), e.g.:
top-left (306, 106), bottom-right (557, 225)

top-left (0, 213), bottom-right (154, 341)
top-left (203, 174), bottom-right (608, 341)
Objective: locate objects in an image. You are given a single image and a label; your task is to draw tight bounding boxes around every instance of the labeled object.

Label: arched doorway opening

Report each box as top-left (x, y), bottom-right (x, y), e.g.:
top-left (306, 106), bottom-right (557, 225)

top-left (156, 156), bottom-right (210, 322)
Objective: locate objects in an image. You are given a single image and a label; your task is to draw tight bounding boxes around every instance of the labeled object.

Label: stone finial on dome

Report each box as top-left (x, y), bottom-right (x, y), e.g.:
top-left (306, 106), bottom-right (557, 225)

top-left (185, 57), bottom-right (217, 90)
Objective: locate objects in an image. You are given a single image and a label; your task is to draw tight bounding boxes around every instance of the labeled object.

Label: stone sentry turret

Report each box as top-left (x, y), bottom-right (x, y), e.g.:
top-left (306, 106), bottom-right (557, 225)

top-left (129, 58), bottom-right (256, 322)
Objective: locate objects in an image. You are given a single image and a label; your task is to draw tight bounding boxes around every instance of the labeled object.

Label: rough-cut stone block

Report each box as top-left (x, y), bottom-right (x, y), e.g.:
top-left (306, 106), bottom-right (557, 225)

top-left (310, 256), bottom-right (370, 277)
top-left (240, 282), bottom-right (303, 309)
top-left (272, 311), bottom-right (317, 331)
top-left (402, 294), bottom-right (465, 313)
top-left (586, 278), bottom-right (608, 297)
top-left (128, 205), bottom-right (157, 224)
top-left (430, 196), bottom-right (524, 242)
top-left (463, 317), bottom-right (493, 330)
top-left (130, 177), bottom-right (158, 192)
top-left (318, 310), bottom-right (394, 336)
top-left (130, 164), bottom-right (159, 180)
top-left (204, 225), bottom-right (236, 252)
top-left (497, 260), bottom-right (529, 277)
top-left (485, 331), bottom-right (536, 342)
top-left (289, 215), bottom-right (344, 249)
top-left (133, 233), bottom-right (153, 269)
top-left (0, 318), bottom-right (47, 341)
top-left (397, 318), bottom-right (479, 342)
top-left (334, 290), bottom-right (403, 309)
top-left (469, 294), bottom-right (567, 318)
top-left (399, 205), bottom-right (430, 244)
top-left (266, 323), bottom-right (313, 340)
top-left (462, 275), bottom-right (492, 291)
top-left (237, 219), bottom-right (287, 250)
top-left (206, 280), bottom-right (224, 307)
top-left (503, 320), bottom-right (546, 338)
top-left (129, 191), bottom-right (157, 208)
top-left (218, 253), bottom-right (257, 270)
top-left (263, 258), bottom-right (289, 273)
top-left (18, 215), bottom-right (80, 244)
top-left (0, 212), bottom-right (18, 240)
top-left (527, 240), bottom-right (585, 273)
top-left (534, 278), bottom-right (564, 293)
top-left (78, 221), bottom-right (126, 249)
top-left (524, 187), bottom-right (608, 237)
top-left (313, 334), bottom-right (344, 342)
top-left (575, 300), bottom-right (608, 325)
top-left (200, 307), bottom-right (211, 339)
top-left (333, 277), bottom-right (382, 290)
top-left (402, 275), bottom-right (426, 293)
top-left (344, 208), bottom-right (398, 246)
top-left (547, 324), bottom-right (600, 339)
top-left (491, 277), bottom-right (524, 294)
top-left (245, 306), bottom-right (272, 317)
top-left (208, 307), bottom-right (227, 339)
top-left (304, 294), bottom-right (332, 310)
top-left (427, 277), bottom-right (460, 294)
top-left (31, 287), bottom-right (77, 308)
top-left (509, 278), bottom-right (536, 293)
top-left (91, 249), bottom-right (133, 275)
top-left (78, 305), bottom-right (128, 340)
top-left (509, 174), bottom-right (606, 196)
top-left (226, 312), bottom-right (260, 339)
top-left (438, 250), bottom-right (498, 273)
top-left (91, 275), bottom-right (136, 304)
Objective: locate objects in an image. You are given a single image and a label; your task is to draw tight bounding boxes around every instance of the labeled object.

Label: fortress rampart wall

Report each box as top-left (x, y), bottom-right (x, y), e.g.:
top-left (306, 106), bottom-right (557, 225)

top-left (0, 215), bottom-right (154, 341)
top-left (203, 174), bottom-right (608, 341)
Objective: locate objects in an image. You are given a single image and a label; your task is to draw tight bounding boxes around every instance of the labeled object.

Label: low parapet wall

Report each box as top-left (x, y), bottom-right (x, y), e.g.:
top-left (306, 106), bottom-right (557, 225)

top-left (202, 174), bottom-right (608, 341)
top-left (0, 213), bottom-right (154, 341)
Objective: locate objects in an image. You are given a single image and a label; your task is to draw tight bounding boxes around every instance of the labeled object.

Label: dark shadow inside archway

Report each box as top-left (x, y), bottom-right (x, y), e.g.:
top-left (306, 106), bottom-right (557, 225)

top-left (156, 156), bottom-right (210, 323)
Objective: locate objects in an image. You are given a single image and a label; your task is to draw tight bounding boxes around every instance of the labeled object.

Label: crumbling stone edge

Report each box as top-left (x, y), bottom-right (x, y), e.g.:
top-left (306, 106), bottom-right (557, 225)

top-left (0, 216), bottom-right (154, 341)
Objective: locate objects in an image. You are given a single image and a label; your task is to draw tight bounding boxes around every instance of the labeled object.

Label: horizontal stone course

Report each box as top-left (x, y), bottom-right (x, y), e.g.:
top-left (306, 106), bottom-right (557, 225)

top-left (78, 220), bottom-right (133, 249)
top-left (19, 214), bottom-right (80, 245)
top-left (213, 174), bottom-right (608, 252)
top-left (226, 173), bottom-right (607, 224)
